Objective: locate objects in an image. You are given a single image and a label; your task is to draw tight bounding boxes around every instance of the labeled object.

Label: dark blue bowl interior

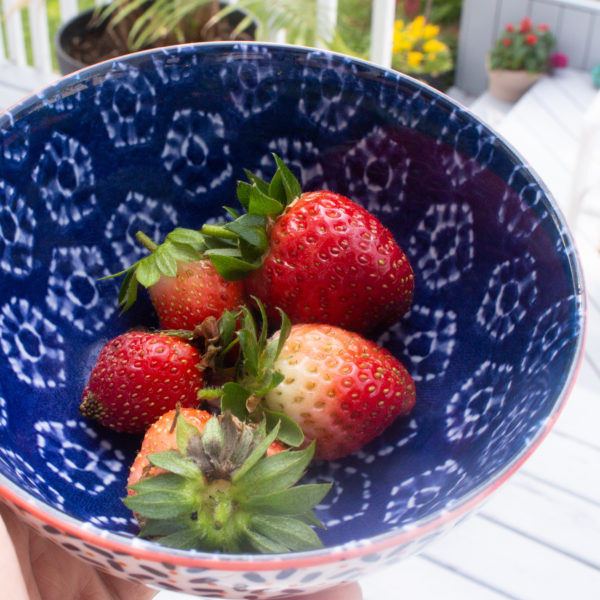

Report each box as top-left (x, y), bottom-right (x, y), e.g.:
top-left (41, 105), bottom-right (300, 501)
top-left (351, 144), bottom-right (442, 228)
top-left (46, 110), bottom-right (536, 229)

top-left (0, 44), bottom-right (583, 548)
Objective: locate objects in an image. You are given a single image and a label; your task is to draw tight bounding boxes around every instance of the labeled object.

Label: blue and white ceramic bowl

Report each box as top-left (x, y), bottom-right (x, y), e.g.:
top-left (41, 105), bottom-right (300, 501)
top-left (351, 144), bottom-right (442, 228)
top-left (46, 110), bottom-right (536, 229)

top-left (0, 43), bottom-right (585, 598)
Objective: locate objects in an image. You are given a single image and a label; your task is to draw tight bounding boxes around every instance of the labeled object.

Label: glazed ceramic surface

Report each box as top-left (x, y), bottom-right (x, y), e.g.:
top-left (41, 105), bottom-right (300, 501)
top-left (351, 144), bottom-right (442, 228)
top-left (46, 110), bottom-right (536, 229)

top-left (0, 43), bottom-right (585, 598)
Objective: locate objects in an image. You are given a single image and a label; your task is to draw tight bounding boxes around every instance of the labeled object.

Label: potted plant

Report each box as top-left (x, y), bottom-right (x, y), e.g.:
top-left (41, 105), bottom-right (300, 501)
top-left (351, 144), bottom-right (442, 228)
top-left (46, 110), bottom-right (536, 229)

top-left (391, 15), bottom-right (454, 91)
top-left (487, 16), bottom-right (555, 103)
top-left (55, 0), bottom-right (332, 75)
top-left (55, 1), bottom-right (256, 74)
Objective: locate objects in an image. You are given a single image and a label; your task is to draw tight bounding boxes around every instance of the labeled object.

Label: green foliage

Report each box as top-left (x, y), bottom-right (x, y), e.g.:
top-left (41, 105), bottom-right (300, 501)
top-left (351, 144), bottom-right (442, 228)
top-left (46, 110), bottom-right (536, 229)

top-left (489, 17), bottom-right (555, 73)
top-left (124, 412), bottom-right (330, 553)
top-left (198, 301), bottom-right (303, 448)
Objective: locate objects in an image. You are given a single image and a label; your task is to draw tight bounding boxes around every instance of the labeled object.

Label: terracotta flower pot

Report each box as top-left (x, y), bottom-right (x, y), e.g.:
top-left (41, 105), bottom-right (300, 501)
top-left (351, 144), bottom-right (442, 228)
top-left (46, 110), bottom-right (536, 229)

top-left (488, 68), bottom-right (544, 103)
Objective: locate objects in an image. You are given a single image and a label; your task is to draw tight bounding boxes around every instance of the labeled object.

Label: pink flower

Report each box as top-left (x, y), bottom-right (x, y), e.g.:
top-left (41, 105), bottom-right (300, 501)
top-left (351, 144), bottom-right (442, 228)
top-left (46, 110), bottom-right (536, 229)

top-left (506, 23), bottom-right (515, 32)
top-left (538, 24), bottom-right (549, 31)
top-left (525, 34), bottom-right (538, 45)
top-left (550, 52), bottom-right (569, 68)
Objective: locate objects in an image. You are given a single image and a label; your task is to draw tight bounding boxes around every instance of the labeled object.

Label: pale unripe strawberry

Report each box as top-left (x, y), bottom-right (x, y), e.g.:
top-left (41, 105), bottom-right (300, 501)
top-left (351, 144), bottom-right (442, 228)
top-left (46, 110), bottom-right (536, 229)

top-left (264, 324), bottom-right (415, 460)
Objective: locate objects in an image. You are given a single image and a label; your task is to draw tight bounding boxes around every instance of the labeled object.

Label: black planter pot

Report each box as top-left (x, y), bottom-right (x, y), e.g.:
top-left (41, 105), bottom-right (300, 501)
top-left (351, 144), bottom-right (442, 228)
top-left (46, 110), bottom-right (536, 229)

top-left (54, 4), bottom-right (256, 75)
top-left (55, 8), bottom-right (103, 75)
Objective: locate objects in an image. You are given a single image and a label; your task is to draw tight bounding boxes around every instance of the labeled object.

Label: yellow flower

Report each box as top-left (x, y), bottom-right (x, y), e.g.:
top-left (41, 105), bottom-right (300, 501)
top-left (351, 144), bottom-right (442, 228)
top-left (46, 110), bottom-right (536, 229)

top-left (407, 51), bottom-right (424, 67)
top-left (393, 32), bottom-right (413, 52)
top-left (394, 20), bottom-right (405, 32)
top-left (423, 39), bottom-right (448, 54)
top-left (423, 24), bottom-right (440, 39)
top-left (409, 16), bottom-right (426, 37)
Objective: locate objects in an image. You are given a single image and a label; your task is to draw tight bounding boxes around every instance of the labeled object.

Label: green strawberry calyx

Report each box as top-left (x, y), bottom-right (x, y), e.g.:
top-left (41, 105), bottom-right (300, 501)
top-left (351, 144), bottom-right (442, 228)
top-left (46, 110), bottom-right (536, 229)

top-left (199, 154), bottom-right (302, 280)
top-left (123, 411), bottom-right (330, 553)
top-left (198, 300), bottom-right (304, 448)
top-left (106, 155), bottom-right (301, 312)
top-left (105, 227), bottom-right (208, 313)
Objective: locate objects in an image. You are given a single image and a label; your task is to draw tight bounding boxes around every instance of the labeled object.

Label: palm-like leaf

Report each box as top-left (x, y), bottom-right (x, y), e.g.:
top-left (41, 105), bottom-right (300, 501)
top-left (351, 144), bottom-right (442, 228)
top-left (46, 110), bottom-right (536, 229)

top-left (100, 0), bottom-right (333, 52)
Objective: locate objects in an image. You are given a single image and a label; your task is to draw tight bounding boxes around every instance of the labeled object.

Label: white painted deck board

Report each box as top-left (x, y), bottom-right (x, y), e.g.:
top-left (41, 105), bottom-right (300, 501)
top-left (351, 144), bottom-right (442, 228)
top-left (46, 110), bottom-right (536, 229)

top-left (0, 64), bottom-right (599, 600)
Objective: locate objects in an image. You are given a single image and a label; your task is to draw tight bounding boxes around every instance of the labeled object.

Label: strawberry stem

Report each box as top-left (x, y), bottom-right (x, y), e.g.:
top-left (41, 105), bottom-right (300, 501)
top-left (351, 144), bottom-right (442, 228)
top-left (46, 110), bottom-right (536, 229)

top-left (201, 224), bottom-right (239, 241)
top-left (135, 230), bottom-right (158, 252)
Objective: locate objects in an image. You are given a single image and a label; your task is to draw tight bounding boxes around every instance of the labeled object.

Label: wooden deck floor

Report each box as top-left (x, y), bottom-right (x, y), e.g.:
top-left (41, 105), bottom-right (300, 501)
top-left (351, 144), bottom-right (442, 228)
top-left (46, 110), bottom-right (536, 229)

top-left (1, 63), bottom-right (598, 600)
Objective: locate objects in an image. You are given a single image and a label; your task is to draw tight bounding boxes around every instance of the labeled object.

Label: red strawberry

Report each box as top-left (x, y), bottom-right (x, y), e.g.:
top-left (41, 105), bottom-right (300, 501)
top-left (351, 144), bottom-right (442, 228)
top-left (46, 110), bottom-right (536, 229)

top-left (110, 228), bottom-right (248, 329)
top-left (197, 155), bottom-right (414, 335)
top-left (123, 410), bottom-right (330, 553)
top-left (244, 189), bottom-right (414, 333)
top-left (128, 407), bottom-right (285, 490)
top-left (148, 259), bottom-right (246, 330)
top-left (208, 306), bottom-right (416, 460)
top-left (128, 407), bottom-right (211, 489)
top-left (80, 331), bottom-right (205, 433)
top-left (264, 323), bottom-right (415, 460)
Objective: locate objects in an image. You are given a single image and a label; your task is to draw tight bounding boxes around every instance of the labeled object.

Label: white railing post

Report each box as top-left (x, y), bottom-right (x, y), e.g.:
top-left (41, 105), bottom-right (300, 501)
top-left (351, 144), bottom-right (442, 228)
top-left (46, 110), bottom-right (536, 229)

top-left (370, 0), bottom-right (395, 68)
top-left (29, 0), bottom-right (53, 74)
top-left (58, 0), bottom-right (78, 21)
top-left (316, 0), bottom-right (338, 48)
top-left (2, 0), bottom-right (28, 67)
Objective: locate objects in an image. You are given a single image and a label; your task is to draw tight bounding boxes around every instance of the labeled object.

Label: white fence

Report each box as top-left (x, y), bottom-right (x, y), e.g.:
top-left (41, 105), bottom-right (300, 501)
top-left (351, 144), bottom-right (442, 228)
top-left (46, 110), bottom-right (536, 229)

top-left (456, 0), bottom-right (600, 95)
top-left (0, 0), bottom-right (397, 76)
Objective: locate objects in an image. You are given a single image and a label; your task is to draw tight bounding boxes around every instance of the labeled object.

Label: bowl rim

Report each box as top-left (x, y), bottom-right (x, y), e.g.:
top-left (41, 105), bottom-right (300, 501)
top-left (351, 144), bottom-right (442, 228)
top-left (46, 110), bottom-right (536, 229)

top-left (0, 41), bottom-right (588, 571)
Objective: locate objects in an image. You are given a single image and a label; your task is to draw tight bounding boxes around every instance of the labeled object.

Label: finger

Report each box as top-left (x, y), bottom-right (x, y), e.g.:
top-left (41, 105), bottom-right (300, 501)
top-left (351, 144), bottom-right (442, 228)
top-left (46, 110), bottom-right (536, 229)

top-left (0, 503), bottom-right (31, 600)
top-left (102, 574), bottom-right (158, 600)
top-left (293, 581), bottom-right (363, 600)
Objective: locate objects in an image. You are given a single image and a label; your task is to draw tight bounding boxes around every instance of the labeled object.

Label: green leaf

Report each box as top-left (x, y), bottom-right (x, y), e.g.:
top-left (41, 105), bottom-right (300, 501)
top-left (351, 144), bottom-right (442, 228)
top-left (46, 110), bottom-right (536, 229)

top-left (236, 180), bottom-right (253, 211)
top-left (138, 517), bottom-right (182, 538)
top-left (225, 213), bottom-right (268, 249)
top-left (249, 515), bottom-right (324, 551)
top-left (237, 329), bottom-right (260, 378)
top-left (221, 382), bottom-right (251, 421)
top-left (201, 416), bottom-right (225, 462)
top-left (155, 243), bottom-right (178, 277)
top-left (117, 267), bottom-right (138, 311)
top-left (243, 169), bottom-right (270, 195)
top-left (235, 441), bottom-right (315, 496)
top-left (253, 370), bottom-right (285, 397)
top-left (136, 255), bottom-right (161, 287)
top-left (268, 169), bottom-right (287, 206)
top-left (243, 527), bottom-right (290, 553)
top-left (223, 206), bottom-right (241, 220)
top-left (264, 409), bottom-right (304, 447)
top-left (248, 184), bottom-right (284, 216)
top-left (263, 310), bottom-right (291, 365)
top-left (176, 414), bottom-right (202, 455)
top-left (147, 450), bottom-right (202, 479)
top-left (273, 154), bottom-right (302, 204)
top-left (166, 227), bottom-right (205, 247)
top-left (218, 309), bottom-right (238, 347)
top-left (167, 241), bottom-right (204, 263)
top-left (124, 475), bottom-right (196, 519)
top-left (296, 510), bottom-right (327, 529)
top-left (156, 527), bottom-right (204, 550)
top-left (247, 483), bottom-right (331, 515)
top-left (207, 253), bottom-right (262, 281)
top-left (232, 421), bottom-right (280, 483)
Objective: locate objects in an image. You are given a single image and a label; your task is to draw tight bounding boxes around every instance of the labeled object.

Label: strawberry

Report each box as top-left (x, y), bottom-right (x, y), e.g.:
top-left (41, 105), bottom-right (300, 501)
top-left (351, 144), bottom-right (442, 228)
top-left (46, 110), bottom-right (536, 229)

top-left (110, 228), bottom-right (247, 329)
top-left (80, 330), bottom-right (206, 433)
top-left (123, 409), bottom-right (331, 553)
top-left (148, 258), bottom-right (246, 330)
top-left (127, 407), bottom-right (212, 489)
top-left (197, 155), bottom-right (414, 335)
top-left (205, 304), bottom-right (416, 460)
top-left (264, 323), bottom-right (416, 460)
top-left (127, 407), bottom-right (284, 489)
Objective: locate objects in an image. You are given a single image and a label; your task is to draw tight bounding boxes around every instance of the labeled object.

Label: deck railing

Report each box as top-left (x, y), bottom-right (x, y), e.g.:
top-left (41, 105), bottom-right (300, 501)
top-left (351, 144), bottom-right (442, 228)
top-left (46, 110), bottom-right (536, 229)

top-left (0, 0), bottom-right (397, 76)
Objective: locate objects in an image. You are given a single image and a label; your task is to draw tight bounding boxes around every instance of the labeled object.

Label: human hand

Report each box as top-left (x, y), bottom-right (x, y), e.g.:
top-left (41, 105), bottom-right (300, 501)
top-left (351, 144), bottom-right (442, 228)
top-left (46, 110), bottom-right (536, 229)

top-left (291, 582), bottom-right (363, 600)
top-left (0, 502), bottom-right (157, 600)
